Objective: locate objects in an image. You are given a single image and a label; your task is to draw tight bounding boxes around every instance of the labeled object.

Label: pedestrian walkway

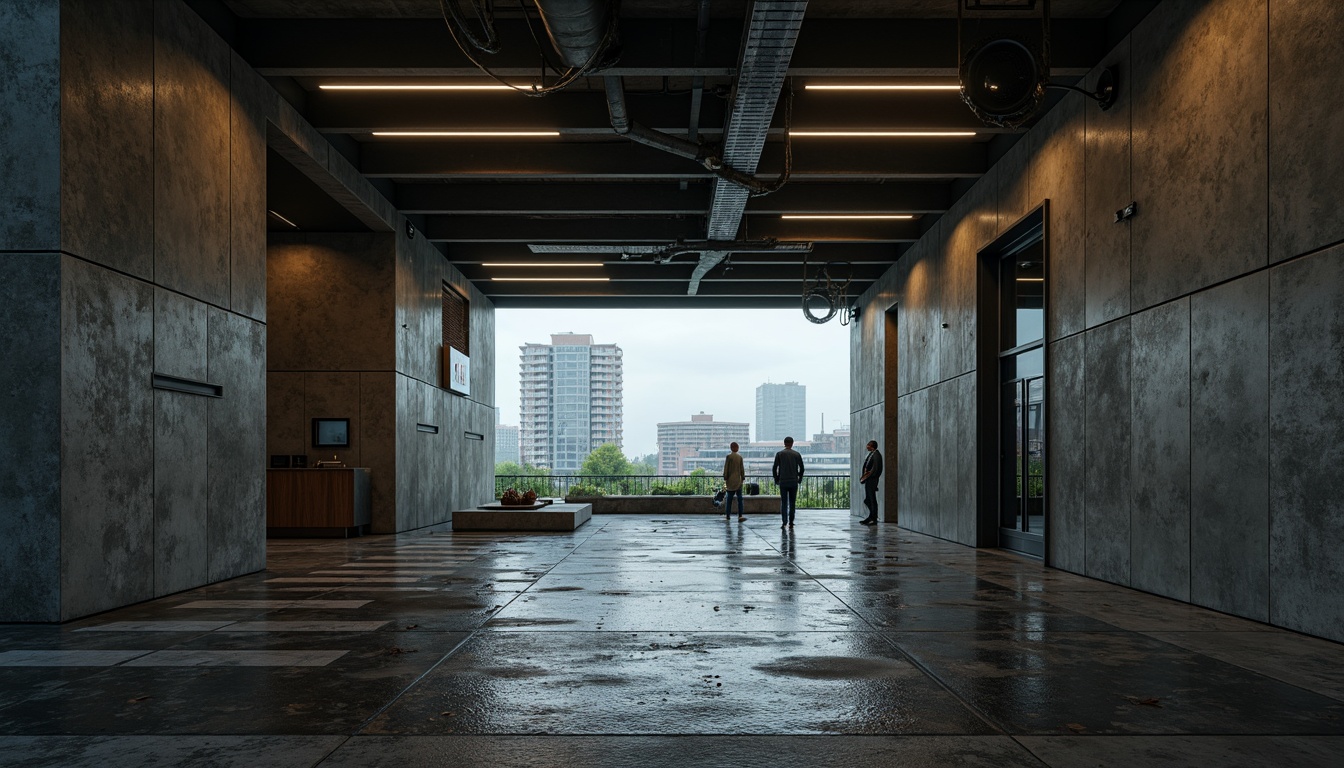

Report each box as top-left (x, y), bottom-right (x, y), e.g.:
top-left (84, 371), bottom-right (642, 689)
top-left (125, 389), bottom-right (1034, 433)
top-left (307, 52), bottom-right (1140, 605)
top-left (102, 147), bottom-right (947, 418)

top-left (2, 514), bottom-right (1342, 767)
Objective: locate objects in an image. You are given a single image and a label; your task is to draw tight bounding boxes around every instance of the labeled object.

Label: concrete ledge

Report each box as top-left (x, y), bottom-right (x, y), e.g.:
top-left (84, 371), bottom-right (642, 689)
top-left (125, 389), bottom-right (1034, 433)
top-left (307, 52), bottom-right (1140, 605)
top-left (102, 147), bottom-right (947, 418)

top-left (568, 495), bottom-right (783, 514)
top-left (452, 503), bottom-right (592, 531)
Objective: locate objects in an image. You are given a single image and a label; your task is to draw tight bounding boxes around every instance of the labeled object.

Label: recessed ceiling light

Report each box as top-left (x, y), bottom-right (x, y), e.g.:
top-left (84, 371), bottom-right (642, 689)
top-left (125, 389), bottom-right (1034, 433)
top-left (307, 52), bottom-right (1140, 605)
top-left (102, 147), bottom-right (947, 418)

top-left (482, 263), bottom-right (603, 267)
top-left (805, 84), bottom-right (961, 91)
top-left (789, 131), bottom-right (977, 137)
top-left (780, 214), bottom-right (915, 220)
top-left (320, 84), bottom-right (513, 90)
top-left (491, 277), bottom-right (611, 282)
top-left (372, 131), bottom-right (560, 137)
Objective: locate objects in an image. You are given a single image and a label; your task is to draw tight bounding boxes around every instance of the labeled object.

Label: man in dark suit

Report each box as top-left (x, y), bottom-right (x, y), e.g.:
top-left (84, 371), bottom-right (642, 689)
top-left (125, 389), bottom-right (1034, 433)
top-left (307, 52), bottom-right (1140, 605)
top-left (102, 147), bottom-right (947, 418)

top-left (858, 440), bottom-right (883, 525)
top-left (772, 436), bottom-right (805, 528)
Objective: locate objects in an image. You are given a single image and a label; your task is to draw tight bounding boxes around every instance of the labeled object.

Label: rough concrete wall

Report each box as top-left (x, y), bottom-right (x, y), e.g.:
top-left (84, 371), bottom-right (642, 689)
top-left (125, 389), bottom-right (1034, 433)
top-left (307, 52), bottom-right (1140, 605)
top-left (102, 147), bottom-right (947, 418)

top-left (0, 0), bottom-right (269, 621)
top-left (849, 0), bottom-right (1344, 641)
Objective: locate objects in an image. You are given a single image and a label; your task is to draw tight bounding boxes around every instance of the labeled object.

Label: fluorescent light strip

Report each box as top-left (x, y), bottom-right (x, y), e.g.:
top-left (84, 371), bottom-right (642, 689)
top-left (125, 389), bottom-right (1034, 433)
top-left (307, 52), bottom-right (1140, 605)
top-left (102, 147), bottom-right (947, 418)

top-left (481, 263), bottom-right (603, 267)
top-left (373, 131), bottom-right (560, 137)
top-left (1016, 278), bottom-right (1044, 282)
top-left (805, 84), bottom-right (961, 91)
top-left (790, 131), bottom-right (976, 137)
top-left (320, 84), bottom-right (513, 91)
top-left (491, 277), bottom-right (611, 282)
top-left (780, 214), bottom-right (914, 220)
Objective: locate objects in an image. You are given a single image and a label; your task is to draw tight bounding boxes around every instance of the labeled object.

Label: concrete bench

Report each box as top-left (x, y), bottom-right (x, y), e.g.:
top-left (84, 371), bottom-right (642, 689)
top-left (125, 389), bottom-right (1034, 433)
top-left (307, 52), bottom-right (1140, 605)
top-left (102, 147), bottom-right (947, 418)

top-left (567, 495), bottom-right (783, 515)
top-left (452, 502), bottom-right (592, 531)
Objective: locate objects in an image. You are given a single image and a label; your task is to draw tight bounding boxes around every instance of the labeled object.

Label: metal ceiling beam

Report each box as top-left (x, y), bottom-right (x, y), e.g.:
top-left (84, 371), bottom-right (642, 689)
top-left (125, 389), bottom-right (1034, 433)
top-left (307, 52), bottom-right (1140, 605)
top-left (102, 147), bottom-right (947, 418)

top-left (445, 240), bottom-right (901, 263)
top-left (236, 18), bottom-right (1106, 77)
top-left (306, 91), bottom-right (729, 134)
top-left (487, 294), bottom-right (822, 309)
top-left (361, 140), bottom-right (987, 179)
top-left (423, 215), bottom-right (923, 242)
top-left (307, 90), bottom-right (999, 135)
top-left (395, 180), bottom-right (951, 214)
top-left (457, 262), bottom-right (892, 281)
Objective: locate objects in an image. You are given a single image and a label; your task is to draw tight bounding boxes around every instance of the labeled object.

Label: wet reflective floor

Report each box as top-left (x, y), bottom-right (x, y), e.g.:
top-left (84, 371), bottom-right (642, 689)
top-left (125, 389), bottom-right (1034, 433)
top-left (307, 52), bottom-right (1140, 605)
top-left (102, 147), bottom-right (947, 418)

top-left (3, 513), bottom-right (1344, 766)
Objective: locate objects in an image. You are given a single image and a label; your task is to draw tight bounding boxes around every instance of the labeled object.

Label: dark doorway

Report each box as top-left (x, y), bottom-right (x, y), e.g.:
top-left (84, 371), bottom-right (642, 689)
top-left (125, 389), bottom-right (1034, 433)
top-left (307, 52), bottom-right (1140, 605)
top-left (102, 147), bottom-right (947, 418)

top-left (883, 303), bottom-right (899, 523)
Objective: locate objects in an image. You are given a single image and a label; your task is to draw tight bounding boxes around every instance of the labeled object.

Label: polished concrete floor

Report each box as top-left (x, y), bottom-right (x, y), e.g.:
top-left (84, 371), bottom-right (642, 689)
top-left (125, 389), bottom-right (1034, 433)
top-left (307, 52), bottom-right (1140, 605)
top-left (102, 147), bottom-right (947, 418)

top-left (3, 513), bottom-right (1344, 767)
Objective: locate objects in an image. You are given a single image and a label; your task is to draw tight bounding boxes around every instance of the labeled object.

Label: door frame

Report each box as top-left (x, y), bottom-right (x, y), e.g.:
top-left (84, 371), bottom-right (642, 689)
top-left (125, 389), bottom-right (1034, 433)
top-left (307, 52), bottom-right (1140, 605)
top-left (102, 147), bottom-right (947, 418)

top-left (975, 201), bottom-right (1050, 558)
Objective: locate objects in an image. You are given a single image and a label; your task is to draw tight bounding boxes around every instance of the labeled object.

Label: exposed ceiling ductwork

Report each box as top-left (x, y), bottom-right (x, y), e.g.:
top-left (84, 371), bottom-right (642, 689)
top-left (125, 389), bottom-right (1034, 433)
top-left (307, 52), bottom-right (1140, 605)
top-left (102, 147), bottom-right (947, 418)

top-left (530, 0), bottom-right (619, 70)
top-left (695, 0), bottom-right (808, 295)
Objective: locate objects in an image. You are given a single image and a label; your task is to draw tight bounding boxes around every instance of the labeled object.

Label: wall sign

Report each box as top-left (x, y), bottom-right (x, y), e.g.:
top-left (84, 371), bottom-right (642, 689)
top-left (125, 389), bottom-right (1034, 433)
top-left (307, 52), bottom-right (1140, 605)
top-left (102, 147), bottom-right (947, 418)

top-left (448, 347), bottom-right (471, 396)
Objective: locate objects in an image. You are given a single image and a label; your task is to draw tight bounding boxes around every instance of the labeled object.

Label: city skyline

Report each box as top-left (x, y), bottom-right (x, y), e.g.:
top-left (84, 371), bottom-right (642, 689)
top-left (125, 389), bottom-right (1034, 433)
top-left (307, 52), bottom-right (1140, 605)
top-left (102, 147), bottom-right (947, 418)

top-left (495, 308), bottom-right (853, 458)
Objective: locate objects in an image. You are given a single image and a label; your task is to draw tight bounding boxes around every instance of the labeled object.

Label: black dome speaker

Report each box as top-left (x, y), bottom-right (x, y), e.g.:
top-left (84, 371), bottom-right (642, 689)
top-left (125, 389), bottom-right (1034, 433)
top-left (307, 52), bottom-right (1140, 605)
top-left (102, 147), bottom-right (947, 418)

top-left (960, 37), bottom-right (1048, 128)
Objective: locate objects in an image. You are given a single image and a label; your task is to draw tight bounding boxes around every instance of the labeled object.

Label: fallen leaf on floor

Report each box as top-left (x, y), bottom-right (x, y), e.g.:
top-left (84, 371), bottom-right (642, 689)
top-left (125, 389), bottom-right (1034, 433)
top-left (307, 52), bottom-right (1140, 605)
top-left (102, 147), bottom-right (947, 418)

top-left (127, 696), bottom-right (152, 703)
top-left (1122, 695), bottom-right (1163, 707)
top-left (404, 624), bottom-right (419, 630)
top-left (1066, 723), bottom-right (1087, 733)
top-left (440, 711), bottom-right (456, 717)
top-left (383, 647), bottom-right (419, 656)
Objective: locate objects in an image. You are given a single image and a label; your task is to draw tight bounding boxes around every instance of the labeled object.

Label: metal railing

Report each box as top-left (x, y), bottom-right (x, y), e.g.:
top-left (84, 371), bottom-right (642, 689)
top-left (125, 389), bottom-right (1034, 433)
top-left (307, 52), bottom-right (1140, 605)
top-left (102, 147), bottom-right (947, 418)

top-left (494, 474), bottom-right (852, 509)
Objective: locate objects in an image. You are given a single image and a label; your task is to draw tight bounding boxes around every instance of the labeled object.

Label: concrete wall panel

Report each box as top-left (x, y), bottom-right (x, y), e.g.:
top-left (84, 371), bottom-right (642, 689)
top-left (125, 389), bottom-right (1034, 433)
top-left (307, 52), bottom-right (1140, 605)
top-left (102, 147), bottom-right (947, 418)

top-left (1269, 0), bottom-right (1344, 262)
top-left (265, 372), bottom-right (306, 458)
top-left (895, 390), bottom-right (922, 534)
top-left (1032, 94), bottom-right (1086, 340)
top-left (229, 50), bottom-right (270, 322)
top-left (1130, 0), bottom-right (1268, 310)
top-left (361, 372), bottom-right (398, 533)
top-left (997, 137), bottom-right (1032, 230)
top-left (60, 257), bottom-right (155, 620)
top-left (206, 309), bottom-right (266, 582)
top-left (1190, 271), bottom-right (1269, 620)
top-left (898, 240), bottom-right (940, 396)
top-left (1083, 317), bottom-right (1131, 584)
top-left (1047, 332), bottom-right (1086, 572)
top-left (935, 378), bottom-right (959, 541)
top-left (0, 0), bottom-right (60, 251)
top-left (152, 288), bottom-right (209, 597)
top-left (304, 371), bottom-right (363, 468)
top-left (849, 404), bottom-right (881, 518)
top-left (941, 198), bottom-right (979, 380)
top-left (1269, 246), bottom-right (1344, 642)
top-left (267, 235), bottom-right (395, 372)
top-left (0, 254), bottom-right (62, 621)
top-left (1083, 41), bottom-right (1133, 329)
top-left (153, 0), bottom-right (231, 306)
top-left (60, 0), bottom-right (153, 279)
top-left (1129, 299), bottom-right (1191, 601)
top-left (153, 390), bottom-right (207, 596)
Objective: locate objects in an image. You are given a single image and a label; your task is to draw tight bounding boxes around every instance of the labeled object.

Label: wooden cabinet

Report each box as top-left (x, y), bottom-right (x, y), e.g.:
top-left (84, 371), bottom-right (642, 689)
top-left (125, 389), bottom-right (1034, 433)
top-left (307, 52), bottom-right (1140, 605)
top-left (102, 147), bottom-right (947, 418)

top-left (267, 468), bottom-right (371, 536)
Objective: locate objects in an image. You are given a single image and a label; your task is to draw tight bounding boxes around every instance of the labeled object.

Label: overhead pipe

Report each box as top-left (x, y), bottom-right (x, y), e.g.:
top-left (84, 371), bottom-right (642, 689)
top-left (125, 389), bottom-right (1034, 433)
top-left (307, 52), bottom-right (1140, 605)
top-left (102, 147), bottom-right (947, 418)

top-left (603, 75), bottom-right (778, 194)
top-left (532, 0), bottom-right (619, 69)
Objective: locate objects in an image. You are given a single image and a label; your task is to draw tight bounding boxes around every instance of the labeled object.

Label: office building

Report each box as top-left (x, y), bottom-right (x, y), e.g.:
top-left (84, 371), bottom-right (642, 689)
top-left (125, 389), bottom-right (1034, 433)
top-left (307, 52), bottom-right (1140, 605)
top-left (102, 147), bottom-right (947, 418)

top-left (656, 413), bottom-right (750, 474)
top-left (519, 334), bottom-right (623, 473)
top-left (495, 424), bottom-right (520, 465)
top-left (755, 382), bottom-right (806, 442)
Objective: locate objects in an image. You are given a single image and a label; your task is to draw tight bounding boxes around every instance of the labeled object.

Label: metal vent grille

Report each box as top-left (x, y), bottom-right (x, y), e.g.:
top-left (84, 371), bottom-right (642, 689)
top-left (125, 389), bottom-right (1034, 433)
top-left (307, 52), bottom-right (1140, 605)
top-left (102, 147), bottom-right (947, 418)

top-left (443, 283), bottom-right (469, 355)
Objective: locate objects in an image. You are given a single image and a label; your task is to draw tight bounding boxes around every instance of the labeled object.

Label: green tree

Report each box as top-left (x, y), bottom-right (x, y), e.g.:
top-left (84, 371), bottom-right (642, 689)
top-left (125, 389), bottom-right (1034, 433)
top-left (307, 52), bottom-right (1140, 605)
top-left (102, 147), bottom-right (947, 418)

top-left (581, 443), bottom-right (632, 477)
top-left (495, 461), bottom-right (551, 477)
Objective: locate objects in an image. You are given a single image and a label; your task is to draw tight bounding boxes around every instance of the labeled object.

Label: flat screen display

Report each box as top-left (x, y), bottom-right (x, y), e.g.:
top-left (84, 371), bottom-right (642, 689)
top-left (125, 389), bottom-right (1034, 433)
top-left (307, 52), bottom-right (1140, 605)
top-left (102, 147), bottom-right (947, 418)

top-left (312, 418), bottom-right (350, 448)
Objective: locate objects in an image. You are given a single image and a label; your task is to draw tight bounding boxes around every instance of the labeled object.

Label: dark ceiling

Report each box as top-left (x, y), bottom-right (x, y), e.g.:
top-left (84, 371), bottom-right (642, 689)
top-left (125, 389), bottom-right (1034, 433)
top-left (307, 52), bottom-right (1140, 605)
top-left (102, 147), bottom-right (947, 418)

top-left (205, 0), bottom-right (1153, 308)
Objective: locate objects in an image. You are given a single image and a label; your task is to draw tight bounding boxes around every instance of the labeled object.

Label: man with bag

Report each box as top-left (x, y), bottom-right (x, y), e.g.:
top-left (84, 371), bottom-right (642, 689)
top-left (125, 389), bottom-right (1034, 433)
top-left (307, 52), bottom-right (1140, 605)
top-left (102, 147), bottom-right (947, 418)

top-left (722, 442), bottom-right (746, 521)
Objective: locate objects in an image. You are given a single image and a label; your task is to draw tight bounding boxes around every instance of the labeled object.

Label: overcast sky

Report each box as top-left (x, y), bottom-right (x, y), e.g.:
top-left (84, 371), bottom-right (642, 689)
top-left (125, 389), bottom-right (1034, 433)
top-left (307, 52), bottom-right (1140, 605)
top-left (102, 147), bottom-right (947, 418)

top-left (494, 308), bottom-right (853, 458)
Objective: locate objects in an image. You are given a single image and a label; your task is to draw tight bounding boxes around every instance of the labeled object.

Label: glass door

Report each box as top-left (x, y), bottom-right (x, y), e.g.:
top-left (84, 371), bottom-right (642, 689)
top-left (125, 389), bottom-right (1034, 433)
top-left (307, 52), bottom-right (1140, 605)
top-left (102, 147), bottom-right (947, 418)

top-left (998, 239), bottom-right (1046, 557)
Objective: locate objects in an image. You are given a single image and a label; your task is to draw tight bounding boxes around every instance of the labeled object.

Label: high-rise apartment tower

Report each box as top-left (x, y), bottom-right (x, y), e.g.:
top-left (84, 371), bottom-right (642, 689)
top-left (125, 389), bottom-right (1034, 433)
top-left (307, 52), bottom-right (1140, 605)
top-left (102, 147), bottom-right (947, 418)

top-left (755, 381), bottom-right (806, 442)
top-left (519, 333), bottom-right (623, 473)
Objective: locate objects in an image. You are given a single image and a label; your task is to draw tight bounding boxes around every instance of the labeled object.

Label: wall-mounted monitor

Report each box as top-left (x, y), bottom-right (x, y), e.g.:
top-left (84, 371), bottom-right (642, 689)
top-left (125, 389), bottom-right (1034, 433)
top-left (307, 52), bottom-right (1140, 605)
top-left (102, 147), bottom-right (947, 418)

top-left (312, 418), bottom-right (350, 448)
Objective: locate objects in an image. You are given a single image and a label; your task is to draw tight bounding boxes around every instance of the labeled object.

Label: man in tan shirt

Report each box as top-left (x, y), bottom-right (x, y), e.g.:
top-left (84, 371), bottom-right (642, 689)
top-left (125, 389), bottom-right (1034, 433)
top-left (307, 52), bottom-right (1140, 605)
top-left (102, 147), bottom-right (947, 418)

top-left (722, 442), bottom-right (746, 521)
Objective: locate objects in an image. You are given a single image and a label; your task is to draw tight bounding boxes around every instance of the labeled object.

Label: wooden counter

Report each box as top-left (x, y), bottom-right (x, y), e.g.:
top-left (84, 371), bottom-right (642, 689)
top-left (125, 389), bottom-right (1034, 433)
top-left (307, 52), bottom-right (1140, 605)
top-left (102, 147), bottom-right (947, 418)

top-left (267, 468), bottom-right (371, 537)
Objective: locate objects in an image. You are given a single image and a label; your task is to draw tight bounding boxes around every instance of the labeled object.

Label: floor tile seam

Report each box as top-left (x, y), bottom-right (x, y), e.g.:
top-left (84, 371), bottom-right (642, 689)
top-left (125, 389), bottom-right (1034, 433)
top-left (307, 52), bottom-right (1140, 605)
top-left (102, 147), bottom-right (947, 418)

top-left (349, 521), bottom-right (612, 735)
top-left (1125, 632), bottom-right (1344, 705)
top-left (737, 522), bottom-right (1010, 736)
